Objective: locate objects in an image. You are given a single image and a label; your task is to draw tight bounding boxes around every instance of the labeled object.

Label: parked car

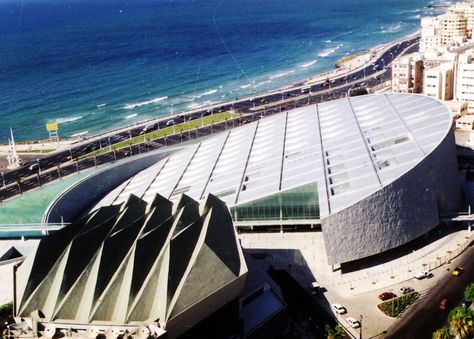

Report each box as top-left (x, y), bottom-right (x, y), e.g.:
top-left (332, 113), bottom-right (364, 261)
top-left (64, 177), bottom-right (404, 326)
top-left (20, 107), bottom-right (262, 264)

top-left (439, 298), bottom-right (448, 310)
top-left (332, 303), bottom-right (347, 314)
top-left (399, 286), bottom-right (414, 294)
top-left (378, 292), bottom-right (397, 301)
top-left (346, 317), bottom-right (361, 328)
top-left (414, 270), bottom-right (432, 279)
top-left (460, 300), bottom-right (472, 308)
top-left (166, 119), bottom-right (175, 126)
top-left (452, 267), bottom-right (464, 277)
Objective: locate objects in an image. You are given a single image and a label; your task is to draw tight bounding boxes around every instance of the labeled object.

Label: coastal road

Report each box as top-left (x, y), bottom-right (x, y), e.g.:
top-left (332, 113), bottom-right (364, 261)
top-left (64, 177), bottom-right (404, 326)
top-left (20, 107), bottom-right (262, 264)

top-left (385, 244), bottom-right (474, 338)
top-left (0, 36), bottom-right (419, 203)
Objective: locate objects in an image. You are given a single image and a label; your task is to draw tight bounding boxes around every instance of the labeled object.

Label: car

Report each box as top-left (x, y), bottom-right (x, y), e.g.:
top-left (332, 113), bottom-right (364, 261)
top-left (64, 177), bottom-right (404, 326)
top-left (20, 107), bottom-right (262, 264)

top-left (166, 119), bottom-right (175, 126)
top-left (460, 300), bottom-right (472, 308)
top-left (140, 123), bottom-right (158, 134)
top-left (332, 303), bottom-right (347, 314)
top-left (399, 286), bottom-right (414, 294)
top-left (346, 317), bottom-right (361, 328)
top-left (452, 267), bottom-right (464, 277)
top-left (439, 298), bottom-right (448, 310)
top-left (28, 163), bottom-right (39, 171)
top-left (378, 292), bottom-right (397, 301)
top-left (414, 270), bottom-right (431, 279)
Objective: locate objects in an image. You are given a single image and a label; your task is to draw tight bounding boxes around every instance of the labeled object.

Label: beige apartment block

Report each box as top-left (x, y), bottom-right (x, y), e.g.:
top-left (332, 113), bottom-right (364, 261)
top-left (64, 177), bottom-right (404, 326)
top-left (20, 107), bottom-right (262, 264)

top-left (455, 114), bottom-right (474, 130)
top-left (452, 2), bottom-right (474, 38)
top-left (392, 54), bottom-right (423, 94)
top-left (420, 10), bottom-right (468, 53)
top-left (445, 100), bottom-right (468, 119)
top-left (423, 63), bottom-right (454, 100)
top-left (440, 10), bottom-right (468, 45)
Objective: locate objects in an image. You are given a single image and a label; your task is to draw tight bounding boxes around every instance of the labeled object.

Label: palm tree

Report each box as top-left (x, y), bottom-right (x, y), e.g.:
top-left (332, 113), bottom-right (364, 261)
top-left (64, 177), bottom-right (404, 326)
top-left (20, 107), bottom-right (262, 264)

top-left (432, 327), bottom-right (453, 339)
top-left (448, 307), bottom-right (474, 338)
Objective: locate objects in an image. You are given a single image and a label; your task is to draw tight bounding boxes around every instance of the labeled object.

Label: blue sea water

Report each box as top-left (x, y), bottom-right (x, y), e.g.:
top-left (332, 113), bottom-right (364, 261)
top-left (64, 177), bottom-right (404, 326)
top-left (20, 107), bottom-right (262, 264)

top-left (0, 0), bottom-right (453, 142)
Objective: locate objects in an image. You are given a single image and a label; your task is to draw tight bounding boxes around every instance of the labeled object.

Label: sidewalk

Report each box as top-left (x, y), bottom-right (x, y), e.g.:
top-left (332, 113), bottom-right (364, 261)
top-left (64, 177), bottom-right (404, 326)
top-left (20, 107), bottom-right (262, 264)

top-left (239, 226), bottom-right (473, 338)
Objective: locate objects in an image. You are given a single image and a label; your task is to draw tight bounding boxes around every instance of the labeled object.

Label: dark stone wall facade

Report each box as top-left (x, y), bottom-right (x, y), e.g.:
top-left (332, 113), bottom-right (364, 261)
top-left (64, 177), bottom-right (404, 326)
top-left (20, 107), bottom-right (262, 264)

top-left (321, 129), bottom-right (461, 265)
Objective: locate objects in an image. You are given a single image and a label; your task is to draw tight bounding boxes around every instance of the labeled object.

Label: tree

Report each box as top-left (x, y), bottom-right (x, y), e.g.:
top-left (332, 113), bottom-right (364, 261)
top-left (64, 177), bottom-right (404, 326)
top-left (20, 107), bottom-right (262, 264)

top-left (325, 324), bottom-right (345, 339)
top-left (432, 327), bottom-right (453, 339)
top-left (448, 307), bottom-right (474, 338)
top-left (465, 282), bottom-right (474, 301)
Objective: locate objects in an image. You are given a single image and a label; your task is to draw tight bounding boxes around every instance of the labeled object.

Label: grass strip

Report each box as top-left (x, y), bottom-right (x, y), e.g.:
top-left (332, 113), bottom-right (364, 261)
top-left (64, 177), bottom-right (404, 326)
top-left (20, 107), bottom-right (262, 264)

top-left (85, 112), bottom-right (238, 158)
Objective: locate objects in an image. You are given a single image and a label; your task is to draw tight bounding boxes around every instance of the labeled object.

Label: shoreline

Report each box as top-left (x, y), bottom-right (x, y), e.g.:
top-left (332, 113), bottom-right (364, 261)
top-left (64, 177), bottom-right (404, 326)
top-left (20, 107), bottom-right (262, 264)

top-left (0, 32), bottom-right (419, 157)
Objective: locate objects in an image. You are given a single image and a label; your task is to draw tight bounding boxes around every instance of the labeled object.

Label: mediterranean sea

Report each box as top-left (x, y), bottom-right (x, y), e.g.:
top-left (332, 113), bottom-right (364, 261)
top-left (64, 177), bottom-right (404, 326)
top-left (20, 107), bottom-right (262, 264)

top-left (0, 0), bottom-right (455, 142)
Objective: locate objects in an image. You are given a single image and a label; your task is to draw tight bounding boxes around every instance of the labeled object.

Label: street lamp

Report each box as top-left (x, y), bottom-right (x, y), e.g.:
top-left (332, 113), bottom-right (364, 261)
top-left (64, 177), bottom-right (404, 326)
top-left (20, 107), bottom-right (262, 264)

top-left (359, 314), bottom-right (363, 339)
top-left (0, 172), bottom-right (4, 188)
top-left (37, 159), bottom-right (41, 173)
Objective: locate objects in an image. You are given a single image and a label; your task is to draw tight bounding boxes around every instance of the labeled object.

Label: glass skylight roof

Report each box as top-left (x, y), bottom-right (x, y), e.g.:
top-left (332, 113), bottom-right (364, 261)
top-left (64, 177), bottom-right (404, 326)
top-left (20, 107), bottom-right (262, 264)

top-left (94, 94), bottom-right (452, 218)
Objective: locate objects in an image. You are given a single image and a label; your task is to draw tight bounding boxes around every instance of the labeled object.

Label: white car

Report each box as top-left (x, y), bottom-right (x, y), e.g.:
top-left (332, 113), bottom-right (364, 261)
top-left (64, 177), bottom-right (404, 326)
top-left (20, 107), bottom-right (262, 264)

top-left (332, 303), bottom-right (347, 314)
top-left (414, 270), bottom-right (430, 280)
top-left (346, 317), bottom-right (361, 328)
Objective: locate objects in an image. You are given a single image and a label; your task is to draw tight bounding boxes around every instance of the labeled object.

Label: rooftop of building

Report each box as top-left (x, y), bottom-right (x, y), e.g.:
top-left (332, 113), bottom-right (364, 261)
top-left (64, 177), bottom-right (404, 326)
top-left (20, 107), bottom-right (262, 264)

top-left (93, 94), bottom-right (452, 220)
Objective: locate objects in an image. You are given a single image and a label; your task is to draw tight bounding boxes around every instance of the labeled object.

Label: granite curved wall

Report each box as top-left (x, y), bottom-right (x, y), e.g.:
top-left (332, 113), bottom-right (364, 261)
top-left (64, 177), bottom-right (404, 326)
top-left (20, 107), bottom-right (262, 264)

top-left (43, 149), bottom-right (175, 224)
top-left (321, 129), bottom-right (460, 265)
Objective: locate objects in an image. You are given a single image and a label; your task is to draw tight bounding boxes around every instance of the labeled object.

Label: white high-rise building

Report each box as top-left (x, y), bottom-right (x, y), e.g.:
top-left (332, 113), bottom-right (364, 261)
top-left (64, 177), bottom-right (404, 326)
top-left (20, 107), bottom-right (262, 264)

top-left (455, 51), bottom-right (474, 113)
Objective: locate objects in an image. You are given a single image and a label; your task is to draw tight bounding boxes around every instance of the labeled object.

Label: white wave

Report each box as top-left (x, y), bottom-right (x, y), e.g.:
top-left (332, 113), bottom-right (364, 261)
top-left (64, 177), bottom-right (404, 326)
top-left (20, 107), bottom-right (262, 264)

top-left (410, 14), bottom-right (421, 20)
top-left (71, 131), bottom-right (88, 137)
top-left (125, 113), bottom-right (138, 119)
top-left (324, 39), bottom-right (332, 43)
top-left (254, 80), bottom-right (272, 88)
top-left (381, 23), bottom-right (402, 34)
top-left (318, 44), bottom-right (343, 57)
top-left (96, 103), bottom-right (106, 108)
top-left (240, 84), bottom-right (252, 89)
top-left (299, 60), bottom-right (318, 69)
top-left (123, 96), bottom-right (168, 110)
top-left (53, 116), bottom-right (83, 124)
top-left (193, 89), bottom-right (218, 99)
top-left (187, 100), bottom-right (214, 110)
top-left (269, 70), bottom-right (295, 80)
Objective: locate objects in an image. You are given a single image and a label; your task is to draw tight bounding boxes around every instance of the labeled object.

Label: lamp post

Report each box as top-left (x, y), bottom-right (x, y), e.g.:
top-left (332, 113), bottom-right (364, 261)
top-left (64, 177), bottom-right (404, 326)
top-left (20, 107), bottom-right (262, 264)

top-left (359, 314), bottom-right (363, 339)
top-left (0, 172), bottom-right (4, 188)
top-left (37, 158), bottom-right (41, 173)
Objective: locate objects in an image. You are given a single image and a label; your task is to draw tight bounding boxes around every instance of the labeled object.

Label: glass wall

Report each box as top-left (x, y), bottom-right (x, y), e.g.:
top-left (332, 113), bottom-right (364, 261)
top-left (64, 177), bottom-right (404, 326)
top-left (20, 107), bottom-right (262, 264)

top-left (231, 182), bottom-right (319, 221)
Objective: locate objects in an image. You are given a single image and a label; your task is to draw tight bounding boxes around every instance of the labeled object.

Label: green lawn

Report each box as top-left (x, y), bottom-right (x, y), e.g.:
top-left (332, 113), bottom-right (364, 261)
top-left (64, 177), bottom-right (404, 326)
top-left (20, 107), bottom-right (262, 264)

top-left (17, 149), bottom-right (55, 154)
top-left (89, 112), bottom-right (238, 157)
top-left (378, 292), bottom-right (419, 317)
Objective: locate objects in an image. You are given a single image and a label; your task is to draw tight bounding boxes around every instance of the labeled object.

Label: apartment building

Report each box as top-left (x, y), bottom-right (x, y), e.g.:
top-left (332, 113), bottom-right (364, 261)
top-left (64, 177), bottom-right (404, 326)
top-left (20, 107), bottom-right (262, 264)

top-left (423, 63), bottom-right (454, 100)
top-left (452, 2), bottom-right (474, 38)
top-left (392, 54), bottom-right (424, 93)
top-left (420, 10), bottom-right (468, 52)
top-left (455, 51), bottom-right (474, 112)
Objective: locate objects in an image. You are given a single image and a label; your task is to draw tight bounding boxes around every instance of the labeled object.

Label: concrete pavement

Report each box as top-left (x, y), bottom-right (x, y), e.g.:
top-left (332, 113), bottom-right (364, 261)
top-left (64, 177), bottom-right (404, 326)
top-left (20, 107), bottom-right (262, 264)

top-left (239, 225), bottom-right (473, 338)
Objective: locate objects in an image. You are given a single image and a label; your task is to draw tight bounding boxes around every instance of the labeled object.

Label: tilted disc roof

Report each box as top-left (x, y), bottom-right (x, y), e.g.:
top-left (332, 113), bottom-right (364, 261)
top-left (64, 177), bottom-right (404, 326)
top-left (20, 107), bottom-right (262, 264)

top-left (94, 94), bottom-right (452, 218)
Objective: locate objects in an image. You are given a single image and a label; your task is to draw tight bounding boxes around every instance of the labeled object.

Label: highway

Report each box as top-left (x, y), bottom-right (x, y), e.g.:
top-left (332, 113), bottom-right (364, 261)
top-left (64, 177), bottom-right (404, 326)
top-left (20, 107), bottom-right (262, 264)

top-left (0, 36), bottom-right (419, 203)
